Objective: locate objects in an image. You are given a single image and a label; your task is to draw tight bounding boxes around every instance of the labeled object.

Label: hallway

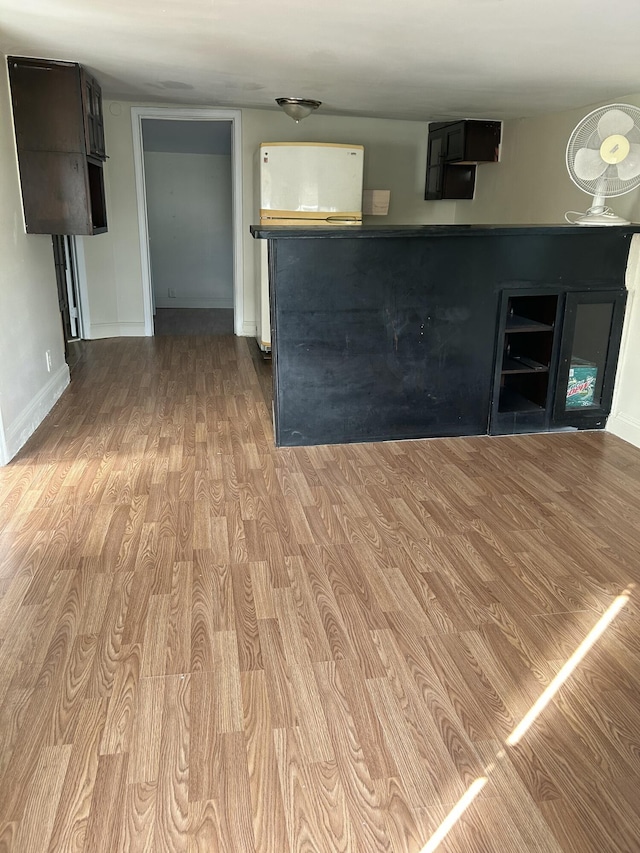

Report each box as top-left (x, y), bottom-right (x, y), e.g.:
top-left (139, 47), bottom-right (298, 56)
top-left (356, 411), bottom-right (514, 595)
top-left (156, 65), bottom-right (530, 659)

top-left (153, 308), bottom-right (235, 336)
top-left (0, 335), bottom-right (639, 852)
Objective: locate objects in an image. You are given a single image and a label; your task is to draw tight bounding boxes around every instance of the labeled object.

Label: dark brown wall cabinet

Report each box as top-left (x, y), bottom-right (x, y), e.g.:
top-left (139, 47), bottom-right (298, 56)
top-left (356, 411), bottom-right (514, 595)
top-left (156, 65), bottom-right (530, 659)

top-left (425, 119), bottom-right (501, 200)
top-left (8, 56), bottom-right (108, 235)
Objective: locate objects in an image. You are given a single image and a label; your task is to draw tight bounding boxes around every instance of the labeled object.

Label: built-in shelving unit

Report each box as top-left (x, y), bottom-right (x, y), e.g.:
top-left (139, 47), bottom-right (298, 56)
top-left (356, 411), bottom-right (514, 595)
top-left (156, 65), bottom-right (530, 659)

top-left (493, 294), bottom-right (559, 433)
top-left (492, 288), bottom-right (629, 435)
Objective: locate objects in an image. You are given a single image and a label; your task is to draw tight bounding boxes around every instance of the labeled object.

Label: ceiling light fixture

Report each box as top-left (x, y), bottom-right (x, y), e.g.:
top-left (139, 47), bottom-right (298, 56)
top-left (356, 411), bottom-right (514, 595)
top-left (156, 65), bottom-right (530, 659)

top-left (276, 97), bottom-right (322, 123)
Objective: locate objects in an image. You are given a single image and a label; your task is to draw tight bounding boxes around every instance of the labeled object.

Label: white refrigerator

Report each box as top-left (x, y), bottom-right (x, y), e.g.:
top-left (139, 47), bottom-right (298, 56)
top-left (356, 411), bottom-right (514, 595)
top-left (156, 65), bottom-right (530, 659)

top-left (256, 142), bottom-right (364, 350)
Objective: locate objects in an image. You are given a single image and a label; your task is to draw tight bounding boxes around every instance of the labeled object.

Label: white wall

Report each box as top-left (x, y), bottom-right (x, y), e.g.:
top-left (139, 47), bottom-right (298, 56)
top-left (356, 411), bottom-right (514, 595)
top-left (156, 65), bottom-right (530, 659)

top-left (144, 151), bottom-right (233, 308)
top-left (461, 95), bottom-right (640, 448)
top-left (81, 101), bottom-right (147, 339)
top-left (0, 60), bottom-right (69, 465)
top-left (613, 234), bottom-right (640, 447)
top-left (83, 102), bottom-right (455, 340)
top-left (456, 98), bottom-right (640, 226)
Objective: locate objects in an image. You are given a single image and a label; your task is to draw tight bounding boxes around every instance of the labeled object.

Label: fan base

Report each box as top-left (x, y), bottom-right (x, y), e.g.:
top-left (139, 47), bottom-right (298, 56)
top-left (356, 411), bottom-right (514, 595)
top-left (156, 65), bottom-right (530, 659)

top-left (575, 211), bottom-right (630, 226)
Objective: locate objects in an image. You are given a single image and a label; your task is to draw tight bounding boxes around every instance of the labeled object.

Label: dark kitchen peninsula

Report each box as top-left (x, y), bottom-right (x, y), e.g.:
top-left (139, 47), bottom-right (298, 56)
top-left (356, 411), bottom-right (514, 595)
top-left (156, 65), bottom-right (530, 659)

top-left (250, 224), bottom-right (637, 447)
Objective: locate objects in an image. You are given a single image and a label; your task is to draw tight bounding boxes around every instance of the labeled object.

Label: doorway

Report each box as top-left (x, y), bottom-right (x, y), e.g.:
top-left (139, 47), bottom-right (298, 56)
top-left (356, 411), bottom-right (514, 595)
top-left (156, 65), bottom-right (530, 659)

top-left (131, 107), bottom-right (244, 337)
top-left (52, 235), bottom-right (87, 372)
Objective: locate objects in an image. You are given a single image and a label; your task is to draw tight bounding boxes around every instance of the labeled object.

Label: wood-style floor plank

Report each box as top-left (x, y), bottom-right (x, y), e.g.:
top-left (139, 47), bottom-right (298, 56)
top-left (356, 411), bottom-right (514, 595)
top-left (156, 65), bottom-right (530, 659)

top-left (1, 334), bottom-right (640, 851)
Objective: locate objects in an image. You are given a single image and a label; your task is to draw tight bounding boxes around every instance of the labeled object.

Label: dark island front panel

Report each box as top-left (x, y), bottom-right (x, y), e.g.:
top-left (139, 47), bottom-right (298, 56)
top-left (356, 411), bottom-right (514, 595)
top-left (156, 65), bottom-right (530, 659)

top-left (271, 236), bottom-right (502, 446)
top-left (259, 226), bottom-right (635, 447)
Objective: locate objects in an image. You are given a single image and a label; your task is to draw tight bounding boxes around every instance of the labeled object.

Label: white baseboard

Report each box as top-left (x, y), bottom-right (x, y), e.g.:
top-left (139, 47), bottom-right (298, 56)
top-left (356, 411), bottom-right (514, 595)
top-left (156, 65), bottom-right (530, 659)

top-left (0, 410), bottom-right (8, 467)
top-left (3, 364), bottom-right (70, 464)
top-left (87, 322), bottom-right (147, 339)
top-left (154, 297), bottom-right (234, 309)
top-left (606, 412), bottom-right (640, 449)
top-left (88, 319), bottom-right (253, 338)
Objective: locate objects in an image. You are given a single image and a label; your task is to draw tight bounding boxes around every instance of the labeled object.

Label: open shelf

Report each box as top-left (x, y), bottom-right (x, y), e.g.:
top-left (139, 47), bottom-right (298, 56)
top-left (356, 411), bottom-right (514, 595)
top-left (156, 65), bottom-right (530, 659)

top-left (499, 387), bottom-right (545, 413)
top-left (502, 356), bottom-right (549, 374)
top-left (492, 292), bottom-right (560, 432)
top-left (506, 314), bottom-right (554, 333)
top-left (87, 159), bottom-right (107, 234)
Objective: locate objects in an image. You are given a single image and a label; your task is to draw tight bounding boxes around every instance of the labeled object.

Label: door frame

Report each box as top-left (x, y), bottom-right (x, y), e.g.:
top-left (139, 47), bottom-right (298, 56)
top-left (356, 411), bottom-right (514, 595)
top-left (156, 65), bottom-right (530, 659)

top-left (131, 106), bottom-right (244, 336)
top-left (63, 236), bottom-right (86, 339)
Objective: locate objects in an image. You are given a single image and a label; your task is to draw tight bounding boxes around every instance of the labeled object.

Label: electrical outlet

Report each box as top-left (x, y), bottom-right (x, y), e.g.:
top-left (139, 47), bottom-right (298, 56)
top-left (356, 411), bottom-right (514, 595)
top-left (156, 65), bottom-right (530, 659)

top-left (168, 288), bottom-right (176, 298)
top-left (45, 350), bottom-right (52, 372)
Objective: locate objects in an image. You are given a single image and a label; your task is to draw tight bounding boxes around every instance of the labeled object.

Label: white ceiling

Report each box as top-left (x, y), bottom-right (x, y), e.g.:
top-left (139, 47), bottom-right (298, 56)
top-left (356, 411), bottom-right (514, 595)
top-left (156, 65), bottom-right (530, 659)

top-left (2, 0), bottom-right (640, 121)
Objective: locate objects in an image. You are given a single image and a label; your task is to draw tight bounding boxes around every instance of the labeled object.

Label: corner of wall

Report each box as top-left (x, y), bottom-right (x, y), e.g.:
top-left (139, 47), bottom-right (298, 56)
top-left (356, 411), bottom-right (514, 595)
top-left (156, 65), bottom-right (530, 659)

top-left (606, 236), bottom-right (640, 449)
top-left (607, 413), bottom-right (640, 448)
top-left (0, 407), bottom-right (8, 467)
top-left (2, 363), bottom-right (70, 463)
top-left (624, 233), bottom-right (640, 293)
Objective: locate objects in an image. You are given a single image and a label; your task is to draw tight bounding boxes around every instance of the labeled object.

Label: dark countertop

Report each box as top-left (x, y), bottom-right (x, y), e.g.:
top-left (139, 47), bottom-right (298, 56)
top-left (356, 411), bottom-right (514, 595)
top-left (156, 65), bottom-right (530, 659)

top-left (250, 223), bottom-right (640, 239)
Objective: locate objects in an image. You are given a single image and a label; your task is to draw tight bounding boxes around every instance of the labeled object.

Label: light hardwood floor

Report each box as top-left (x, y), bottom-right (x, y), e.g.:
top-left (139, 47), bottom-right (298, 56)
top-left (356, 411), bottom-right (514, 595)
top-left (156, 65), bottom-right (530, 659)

top-left (1, 334), bottom-right (640, 852)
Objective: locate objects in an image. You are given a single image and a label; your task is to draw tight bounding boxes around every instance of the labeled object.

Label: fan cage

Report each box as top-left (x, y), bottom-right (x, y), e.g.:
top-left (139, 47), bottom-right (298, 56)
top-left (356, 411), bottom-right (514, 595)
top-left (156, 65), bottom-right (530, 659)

top-left (566, 103), bottom-right (640, 197)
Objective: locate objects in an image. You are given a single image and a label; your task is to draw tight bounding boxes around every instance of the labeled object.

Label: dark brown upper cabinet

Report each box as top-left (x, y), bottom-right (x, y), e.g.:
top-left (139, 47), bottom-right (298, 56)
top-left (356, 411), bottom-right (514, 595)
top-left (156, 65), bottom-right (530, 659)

top-left (8, 56), bottom-right (108, 235)
top-left (425, 119), bottom-right (501, 201)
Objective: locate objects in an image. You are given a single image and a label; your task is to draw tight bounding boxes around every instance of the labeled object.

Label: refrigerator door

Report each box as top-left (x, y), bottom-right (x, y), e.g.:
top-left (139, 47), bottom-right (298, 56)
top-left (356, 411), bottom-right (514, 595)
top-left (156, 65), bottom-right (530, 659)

top-left (256, 142), bottom-right (365, 350)
top-left (260, 143), bottom-right (364, 216)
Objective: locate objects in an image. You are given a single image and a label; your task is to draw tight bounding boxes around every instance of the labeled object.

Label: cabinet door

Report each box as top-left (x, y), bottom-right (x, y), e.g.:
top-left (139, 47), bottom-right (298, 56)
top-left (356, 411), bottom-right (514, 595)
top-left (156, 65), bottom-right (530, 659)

top-left (552, 290), bottom-right (626, 427)
top-left (82, 72), bottom-right (106, 160)
top-left (445, 123), bottom-right (465, 161)
top-left (8, 58), bottom-right (85, 153)
top-left (425, 129), bottom-right (476, 200)
top-left (425, 133), bottom-right (445, 199)
top-left (18, 150), bottom-right (93, 235)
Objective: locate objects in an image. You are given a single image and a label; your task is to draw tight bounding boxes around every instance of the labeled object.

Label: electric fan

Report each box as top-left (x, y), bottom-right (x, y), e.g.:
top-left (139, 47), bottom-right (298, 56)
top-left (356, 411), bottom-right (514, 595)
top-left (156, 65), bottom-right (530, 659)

top-left (566, 103), bottom-right (640, 225)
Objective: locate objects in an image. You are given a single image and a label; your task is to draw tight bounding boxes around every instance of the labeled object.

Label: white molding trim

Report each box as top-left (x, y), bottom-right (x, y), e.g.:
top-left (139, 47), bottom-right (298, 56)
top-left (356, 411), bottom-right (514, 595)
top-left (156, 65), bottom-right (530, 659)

top-left (0, 406), bottom-right (8, 467)
top-left (609, 288), bottom-right (634, 415)
top-left (241, 319), bottom-right (256, 337)
top-left (87, 322), bottom-right (147, 339)
top-left (608, 263), bottom-right (638, 449)
top-left (607, 413), bottom-right (640, 449)
top-left (3, 365), bottom-right (70, 464)
top-left (154, 297), bottom-right (234, 310)
top-left (624, 233), bottom-right (640, 293)
top-left (230, 114), bottom-right (245, 336)
top-left (130, 107), bottom-right (244, 337)
top-left (73, 236), bottom-right (91, 339)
